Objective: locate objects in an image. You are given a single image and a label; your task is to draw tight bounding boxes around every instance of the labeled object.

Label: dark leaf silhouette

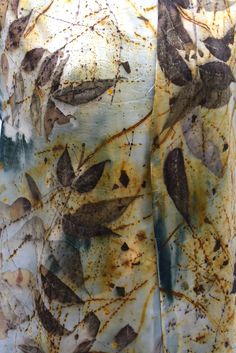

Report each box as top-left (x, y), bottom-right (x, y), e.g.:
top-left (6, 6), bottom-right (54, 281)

top-left (121, 61), bottom-right (131, 74)
top-left (30, 87), bottom-right (42, 135)
top-left (21, 48), bottom-right (45, 72)
top-left (25, 172), bottom-right (42, 204)
top-left (0, 0), bottom-right (8, 31)
top-left (164, 148), bottom-right (190, 222)
top-left (198, 0), bottom-right (234, 11)
top-left (158, 32), bottom-right (192, 86)
top-left (44, 99), bottom-right (73, 139)
top-left (50, 56), bottom-right (69, 94)
top-left (203, 26), bottom-right (235, 62)
top-left (11, 71), bottom-right (24, 119)
top-left (10, 0), bottom-right (19, 17)
top-left (231, 279), bottom-right (236, 294)
top-left (56, 146), bottom-right (75, 186)
top-left (53, 79), bottom-right (115, 105)
top-left (6, 12), bottom-right (32, 50)
top-left (182, 113), bottom-right (224, 177)
top-left (173, 0), bottom-right (190, 8)
top-left (35, 292), bottom-right (70, 336)
top-left (83, 312), bottom-right (100, 337)
top-left (162, 81), bottom-right (205, 131)
top-left (18, 344), bottom-right (43, 353)
top-left (10, 197), bottom-right (31, 221)
top-left (36, 50), bottom-right (60, 87)
top-left (72, 160), bottom-right (109, 193)
top-left (199, 62), bottom-right (235, 90)
top-left (203, 87), bottom-right (231, 109)
top-left (73, 340), bottom-right (95, 353)
top-left (40, 265), bottom-right (84, 304)
top-left (114, 324), bottom-right (138, 351)
top-left (119, 170), bottom-right (130, 188)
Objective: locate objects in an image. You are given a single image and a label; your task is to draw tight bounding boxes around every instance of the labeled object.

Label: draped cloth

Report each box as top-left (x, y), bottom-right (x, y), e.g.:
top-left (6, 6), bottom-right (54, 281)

top-left (0, 1), bottom-right (235, 353)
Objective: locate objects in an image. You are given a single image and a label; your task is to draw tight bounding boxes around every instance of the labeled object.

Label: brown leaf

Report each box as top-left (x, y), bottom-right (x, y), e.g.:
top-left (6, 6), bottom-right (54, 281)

top-left (114, 324), bottom-right (138, 351)
top-left (44, 99), bottom-right (73, 139)
top-left (83, 312), bottom-right (100, 337)
top-left (1, 53), bottom-right (9, 85)
top-left (10, 197), bottom-right (31, 221)
top-left (36, 50), bottom-right (60, 87)
top-left (73, 340), bottom-right (95, 353)
top-left (25, 172), bottom-right (42, 204)
top-left (53, 79), bottom-right (115, 105)
top-left (50, 56), bottom-right (69, 94)
top-left (0, 0), bottom-right (8, 31)
top-left (56, 146), bottom-right (75, 186)
top-left (30, 87), bottom-right (42, 135)
top-left (72, 160), bottom-right (109, 193)
top-left (35, 292), bottom-right (71, 336)
top-left (223, 25), bottom-right (235, 45)
top-left (199, 62), bottom-right (235, 90)
top-left (40, 265), bottom-right (84, 304)
top-left (6, 11), bottom-right (32, 50)
top-left (121, 61), bottom-right (131, 74)
top-left (119, 170), bottom-right (130, 188)
top-left (182, 113), bottom-right (224, 177)
top-left (202, 87), bottom-right (231, 109)
top-left (164, 148), bottom-right (190, 222)
top-left (21, 48), bottom-right (45, 72)
top-left (10, 0), bottom-right (19, 17)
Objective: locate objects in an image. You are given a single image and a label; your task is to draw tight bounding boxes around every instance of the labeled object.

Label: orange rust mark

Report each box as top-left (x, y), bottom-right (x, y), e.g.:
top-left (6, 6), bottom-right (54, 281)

top-left (177, 6), bottom-right (212, 34)
top-left (161, 222), bottom-right (184, 248)
top-left (137, 284), bottom-right (156, 334)
top-left (144, 5), bottom-right (157, 12)
top-left (127, 0), bottom-right (157, 35)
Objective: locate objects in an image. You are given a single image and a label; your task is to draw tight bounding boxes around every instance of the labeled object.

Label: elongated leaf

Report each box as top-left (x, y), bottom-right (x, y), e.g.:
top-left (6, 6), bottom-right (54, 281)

top-left (182, 113), bottom-right (224, 177)
top-left (53, 79), bottom-right (115, 105)
top-left (6, 12), bottom-right (32, 50)
top-left (10, 197), bottom-right (31, 221)
top-left (1, 53), bottom-right (9, 86)
top-left (158, 32), bottom-right (192, 86)
top-left (114, 324), bottom-right (138, 351)
top-left (198, 0), bottom-right (234, 11)
top-left (64, 196), bottom-right (137, 227)
top-left (162, 81), bottom-right (205, 132)
top-left (36, 50), bottom-right (60, 87)
top-left (0, 0), bottom-right (8, 31)
top-left (164, 148), bottom-right (190, 222)
top-left (83, 312), bottom-right (100, 337)
top-left (25, 172), bottom-right (42, 204)
top-left (223, 25), bottom-right (235, 45)
top-left (11, 71), bottom-right (24, 121)
top-left (203, 87), bottom-right (231, 109)
top-left (21, 48), bottom-right (45, 72)
top-left (35, 292), bottom-right (70, 336)
top-left (18, 344), bottom-right (44, 353)
top-left (50, 56), bottom-right (69, 94)
top-left (30, 87), bottom-right (42, 135)
top-left (73, 340), bottom-right (95, 353)
top-left (10, 0), bottom-right (19, 17)
top-left (44, 99), bottom-right (73, 139)
top-left (72, 160), bottom-right (109, 193)
top-left (40, 265), bottom-right (84, 304)
top-left (199, 62), bottom-right (235, 90)
top-left (56, 146), bottom-right (75, 186)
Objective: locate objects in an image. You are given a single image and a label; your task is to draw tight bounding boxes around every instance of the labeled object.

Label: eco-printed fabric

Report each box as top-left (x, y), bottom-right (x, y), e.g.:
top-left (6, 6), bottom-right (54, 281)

top-left (0, 1), bottom-right (235, 353)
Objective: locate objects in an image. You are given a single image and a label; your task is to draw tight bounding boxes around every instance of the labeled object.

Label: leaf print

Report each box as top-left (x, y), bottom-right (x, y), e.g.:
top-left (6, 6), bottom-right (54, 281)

top-left (11, 71), bottom-right (25, 120)
top-left (44, 99), bottom-right (73, 139)
top-left (83, 312), bottom-right (100, 337)
top-left (203, 26), bottom-right (235, 62)
top-left (21, 48), bottom-right (46, 72)
top-left (56, 146), bottom-right (75, 186)
top-left (202, 87), bottom-right (231, 109)
top-left (25, 172), bottom-right (42, 205)
top-left (0, 0), bottom-right (8, 31)
top-left (173, 0), bottom-right (190, 8)
top-left (72, 340), bottom-right (96, 353)
top-left (30, 87), bottom-right (42, 135)
top-left (10, 197), bottom-right (31, 221)
top-left (119, 170), bottom-right (130, 188)
top-left (164, 148), bottom-right (190, 222)
top-left (162, 81), bottom-right (205, 132)
top-left (64, 196), bottom-right (137, 227)
top-left (114, 324), bottom-right (138, 351)
top-left (199, 62), bottom-right (235, 90)
top-left (18, 344), bottom-right (44, 353)
top-left (182, 113), bottom-right (224, 177)
top-left (1, 53), bottom-right (9, 85)
top-left (50, 56), bottom-right (69, 94)
top-left (10, 0), bottom-right (19, 17)
top-left (36, 50), bottom-right (60, 87)
top-left (53, 79), bottom-right (115, 106)
top-left (5, 12), bottom-right (32, 50)
top-left (35, 292), bottom-right (70, 336)
top-left (40, 265), bottom-right (84, 304)
top-left (72, 160), bottom-right (110, 193)
top-left (121, 61), bottom-right (131, 74)
top-left (198, 0), bottom-right (234, 11)
top-left (158, 32), bottom-right (192, 86)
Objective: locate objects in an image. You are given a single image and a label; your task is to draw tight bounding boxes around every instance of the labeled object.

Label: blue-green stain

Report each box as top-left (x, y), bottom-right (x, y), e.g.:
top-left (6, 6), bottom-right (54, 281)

top-left (155, 216), bottom-right (173, 303)
top-left (0, 122), bottom-right (33, 171)
top-left (64, 233), bottom-right (91, 251)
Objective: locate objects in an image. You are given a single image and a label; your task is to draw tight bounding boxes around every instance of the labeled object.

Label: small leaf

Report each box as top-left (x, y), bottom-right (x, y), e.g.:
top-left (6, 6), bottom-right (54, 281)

top-left (223, 25), bottom-right (235, 45)
top-left (1, 53), bottom-right (9, 85)
top-left (182, 113), bottom-right (224, 177)
top-left (158, 32), bottom-right (192, 86)
top-left (162, 81), bottom-right (205, 132)
top-left (121, 61), bottom-right (131, 74)
top-left (114, 324), bottom-right (138, 351)
top-left (10, 0), bottom-right (19, 17)
top-left (73, 340), bottom-right (95, 353)
top-left (72, 160), bottom-right (109, 193)
top-left (50, 55), bottom-right (69, 94)
top-left (53, 79), bottom-right (115, 105)
top-left (199, 62), bottom-right (235, 90)
top-left (40, 265), bottom-right (84, 305)
top-left (21, 48), bottom-right (45, 72)
top-left (119, 170), bottom-right (130, 188)
top-left (36, 50), bottom-right (60, 87)
top-left (35, 292), bottom-right (70, 336)
top-left (202, 87), bottom-right (231, 109)
top-left (83, 312), bottom-right (100, 337)
top-left (164, 148), bottom-right (190, 222)
top-left (56, 146), bottom-right (75, 186)
top-left (44, 99), bottom-right (73, 139)
top-left (6, 12), bottom-right (32, 50)
top-left (30, 87), bottom-right (42, 135)
top-left (0, 0), bottom-right (8, 31)
top-left (10, 197), bottom-right (31, 221)
top-left (25, 172), bottom-right (42, 204)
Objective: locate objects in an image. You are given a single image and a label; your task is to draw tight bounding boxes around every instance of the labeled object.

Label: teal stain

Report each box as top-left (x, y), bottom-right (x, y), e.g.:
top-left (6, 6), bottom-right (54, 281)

top-left (64, 233), bottom-right (91, 251)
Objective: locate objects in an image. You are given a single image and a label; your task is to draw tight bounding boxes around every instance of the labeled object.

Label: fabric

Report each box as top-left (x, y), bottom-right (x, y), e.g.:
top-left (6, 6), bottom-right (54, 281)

top-left (0, 1), bottom-right (235, 353)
